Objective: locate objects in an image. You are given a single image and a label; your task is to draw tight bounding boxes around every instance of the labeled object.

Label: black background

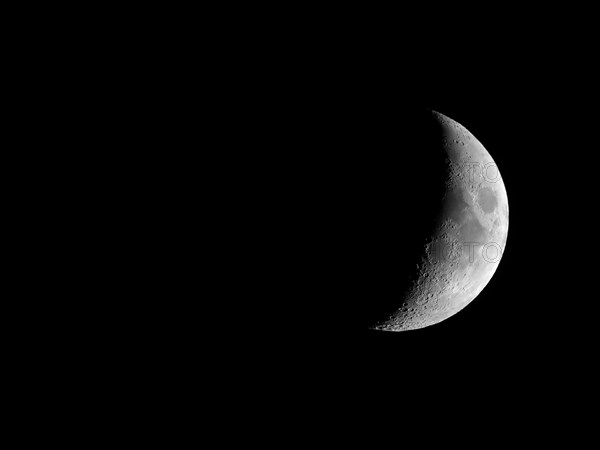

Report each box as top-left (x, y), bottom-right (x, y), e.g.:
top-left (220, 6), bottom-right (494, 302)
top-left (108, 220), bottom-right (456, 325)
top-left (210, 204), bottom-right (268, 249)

top-left (13, 7), bottom-right (597, 441)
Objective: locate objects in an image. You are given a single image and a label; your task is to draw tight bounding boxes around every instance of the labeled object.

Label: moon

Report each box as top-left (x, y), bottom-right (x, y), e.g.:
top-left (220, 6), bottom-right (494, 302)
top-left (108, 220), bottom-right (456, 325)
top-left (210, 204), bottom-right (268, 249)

top-left (373, 110), bottom-right (509, 332)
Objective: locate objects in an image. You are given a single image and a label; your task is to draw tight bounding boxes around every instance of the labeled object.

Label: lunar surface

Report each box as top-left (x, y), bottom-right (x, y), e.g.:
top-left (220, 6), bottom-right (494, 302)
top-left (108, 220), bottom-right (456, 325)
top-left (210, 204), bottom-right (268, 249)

top-left (373, 111), bottom-right (509, 332)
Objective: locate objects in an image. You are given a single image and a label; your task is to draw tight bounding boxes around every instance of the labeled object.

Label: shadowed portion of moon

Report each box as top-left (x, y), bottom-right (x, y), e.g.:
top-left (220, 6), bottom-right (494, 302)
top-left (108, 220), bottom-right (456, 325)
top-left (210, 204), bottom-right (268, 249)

top-left (343, 109), bottom-right (454, 329)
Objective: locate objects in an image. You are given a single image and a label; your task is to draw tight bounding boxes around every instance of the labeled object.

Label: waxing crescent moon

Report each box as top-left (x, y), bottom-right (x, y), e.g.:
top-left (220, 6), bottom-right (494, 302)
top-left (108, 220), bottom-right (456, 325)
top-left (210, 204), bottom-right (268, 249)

top-left (373, 110), bottom-right (509, 332)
